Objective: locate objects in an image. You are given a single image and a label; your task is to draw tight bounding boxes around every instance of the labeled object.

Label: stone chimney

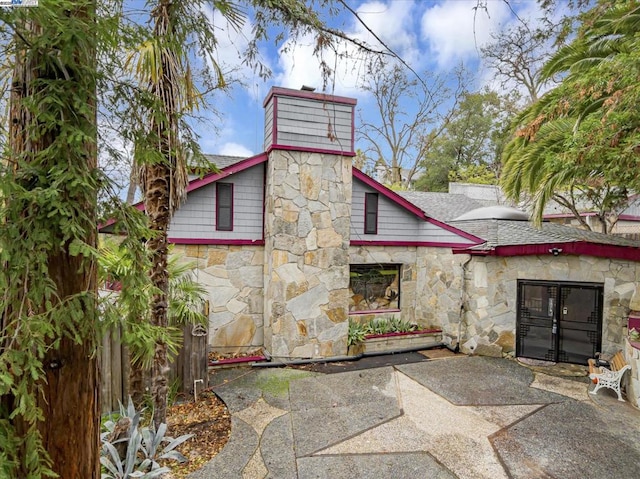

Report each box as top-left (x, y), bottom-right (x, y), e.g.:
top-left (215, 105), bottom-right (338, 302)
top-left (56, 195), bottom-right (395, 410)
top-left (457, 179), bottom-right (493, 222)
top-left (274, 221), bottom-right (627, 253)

top-left (262, 87), bottom-right (356, 359)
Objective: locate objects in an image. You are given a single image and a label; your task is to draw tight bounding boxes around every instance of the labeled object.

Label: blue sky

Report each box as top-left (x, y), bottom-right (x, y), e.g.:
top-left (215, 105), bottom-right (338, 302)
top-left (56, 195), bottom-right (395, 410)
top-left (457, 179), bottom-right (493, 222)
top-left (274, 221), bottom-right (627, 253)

top-left (195, 0), bottom-right (559, 158)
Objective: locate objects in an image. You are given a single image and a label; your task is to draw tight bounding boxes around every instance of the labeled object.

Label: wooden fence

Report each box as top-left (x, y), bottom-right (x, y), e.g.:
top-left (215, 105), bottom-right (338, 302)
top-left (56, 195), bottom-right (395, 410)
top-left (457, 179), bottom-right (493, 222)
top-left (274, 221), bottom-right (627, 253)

top-left (99, 324), bottom-right (209, 413)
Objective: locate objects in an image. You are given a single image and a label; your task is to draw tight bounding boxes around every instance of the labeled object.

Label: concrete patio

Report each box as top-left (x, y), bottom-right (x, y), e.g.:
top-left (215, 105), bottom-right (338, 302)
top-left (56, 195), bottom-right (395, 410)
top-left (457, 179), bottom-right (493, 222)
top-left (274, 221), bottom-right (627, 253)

top-left (189, 353), bottom-right (640, 479)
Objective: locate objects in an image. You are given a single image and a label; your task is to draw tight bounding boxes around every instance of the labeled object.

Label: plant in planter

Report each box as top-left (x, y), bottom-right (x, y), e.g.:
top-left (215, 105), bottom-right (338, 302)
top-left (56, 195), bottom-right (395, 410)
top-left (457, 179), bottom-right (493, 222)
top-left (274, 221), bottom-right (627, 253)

top-left (347, 317), bottom-right (418, 346)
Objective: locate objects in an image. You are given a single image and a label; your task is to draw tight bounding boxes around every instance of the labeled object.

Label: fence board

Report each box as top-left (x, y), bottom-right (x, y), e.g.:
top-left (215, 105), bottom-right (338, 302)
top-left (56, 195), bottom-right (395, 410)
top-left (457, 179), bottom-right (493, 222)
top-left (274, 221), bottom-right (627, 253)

top-left (101, 324), bottom-right (208, 414)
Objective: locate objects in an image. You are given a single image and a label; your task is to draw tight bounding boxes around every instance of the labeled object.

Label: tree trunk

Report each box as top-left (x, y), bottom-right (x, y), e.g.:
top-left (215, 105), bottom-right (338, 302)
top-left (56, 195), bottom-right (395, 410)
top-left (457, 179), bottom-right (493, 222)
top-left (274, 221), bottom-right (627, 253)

top-left (144, 0), bottom-right (183, 429)
top-left (38, 253), bottom-right (100, 479)
top-left (3, 3), bottom-right (100, 477)
top-left (128, 360), bottom-right (148, 408)
top-left (146, 163), bottom-right (171, 429)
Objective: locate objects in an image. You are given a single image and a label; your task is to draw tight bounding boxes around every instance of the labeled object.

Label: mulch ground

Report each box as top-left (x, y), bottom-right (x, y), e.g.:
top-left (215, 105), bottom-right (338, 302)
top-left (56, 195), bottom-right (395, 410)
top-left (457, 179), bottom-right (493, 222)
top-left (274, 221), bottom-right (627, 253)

top-left (165, 390), bottom-right (231, 478)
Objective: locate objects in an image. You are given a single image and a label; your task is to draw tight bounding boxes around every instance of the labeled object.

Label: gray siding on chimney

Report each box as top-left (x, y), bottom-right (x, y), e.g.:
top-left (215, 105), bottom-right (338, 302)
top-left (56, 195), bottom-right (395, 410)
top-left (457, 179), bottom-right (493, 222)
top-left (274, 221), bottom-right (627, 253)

top-left (264, 99), bottom-right (274, 151)
top-left (350, 179), bottom-right (473, 245)
top-left (168, 163), bottom-right (264, 241)
top-left (265, 95), bottom-right (353, 153)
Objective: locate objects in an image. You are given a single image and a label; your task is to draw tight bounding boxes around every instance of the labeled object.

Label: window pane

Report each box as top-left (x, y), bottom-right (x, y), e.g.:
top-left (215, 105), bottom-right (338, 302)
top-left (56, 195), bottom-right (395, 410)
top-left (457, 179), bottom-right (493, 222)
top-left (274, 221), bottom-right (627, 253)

top-left (217, 183), bottom-right (233, 231)
top-left (365, 193), bottom-right (378, 234)
top-left (349, 264), bottom-right (400, 312)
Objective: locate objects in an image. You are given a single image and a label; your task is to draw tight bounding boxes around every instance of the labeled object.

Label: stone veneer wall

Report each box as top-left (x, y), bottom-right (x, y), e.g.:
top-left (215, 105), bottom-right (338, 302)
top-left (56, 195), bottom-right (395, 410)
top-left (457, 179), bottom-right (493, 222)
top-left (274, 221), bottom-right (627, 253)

top-left (625, 286), bottom-right (640, 407)
top-left (349, 246), bottom-right (467, 334)
top-left (625, 339), bottom-right (640, 408)
top-left (463, 254), bottom-right (639, 355)
top-left (416, 248), bottom-right (468, 343)
top-left (171, 244), bottom-right (264, 354)
top-left (263, 150), bottom-right (352, 359)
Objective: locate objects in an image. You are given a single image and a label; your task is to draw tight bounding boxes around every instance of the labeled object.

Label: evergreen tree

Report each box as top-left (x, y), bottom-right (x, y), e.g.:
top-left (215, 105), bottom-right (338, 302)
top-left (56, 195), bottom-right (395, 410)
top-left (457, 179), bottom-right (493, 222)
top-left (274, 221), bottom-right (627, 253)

top-left (0, 2), bottom-right (100, 477)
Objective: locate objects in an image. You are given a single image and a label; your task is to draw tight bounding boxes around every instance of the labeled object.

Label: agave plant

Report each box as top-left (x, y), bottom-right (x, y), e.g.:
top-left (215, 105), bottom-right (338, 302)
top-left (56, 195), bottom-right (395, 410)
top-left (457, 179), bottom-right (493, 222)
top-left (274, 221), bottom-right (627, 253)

top-left (100, 397), bottom-right (193, 479)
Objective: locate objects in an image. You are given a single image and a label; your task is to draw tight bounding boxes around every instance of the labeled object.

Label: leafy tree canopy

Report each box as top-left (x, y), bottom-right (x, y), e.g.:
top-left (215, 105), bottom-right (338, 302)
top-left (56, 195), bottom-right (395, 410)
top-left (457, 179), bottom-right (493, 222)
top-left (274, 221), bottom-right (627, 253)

top-left (501, 0), bottom-right (640, 232)
top-left (415, 89), bottom-right (514, 192)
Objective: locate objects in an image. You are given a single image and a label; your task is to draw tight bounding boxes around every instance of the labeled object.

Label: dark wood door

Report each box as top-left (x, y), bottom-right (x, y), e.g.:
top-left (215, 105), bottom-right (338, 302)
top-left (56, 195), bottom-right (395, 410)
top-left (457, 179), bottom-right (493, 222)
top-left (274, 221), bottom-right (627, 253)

top-left (517, 281), bottom-right (603, 365)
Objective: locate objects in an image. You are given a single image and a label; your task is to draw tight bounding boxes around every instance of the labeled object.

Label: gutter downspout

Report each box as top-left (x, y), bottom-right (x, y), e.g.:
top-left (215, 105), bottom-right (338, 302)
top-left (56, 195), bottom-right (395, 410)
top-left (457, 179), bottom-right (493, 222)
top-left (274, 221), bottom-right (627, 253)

top-left (453, 254), bottom-right (473, 353)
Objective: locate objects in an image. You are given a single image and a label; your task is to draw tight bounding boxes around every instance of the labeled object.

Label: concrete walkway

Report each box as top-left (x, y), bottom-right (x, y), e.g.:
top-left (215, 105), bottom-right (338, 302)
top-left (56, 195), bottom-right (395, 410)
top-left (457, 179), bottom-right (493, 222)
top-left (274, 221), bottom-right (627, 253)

top-left (189, 355), bottom-right (640, 479)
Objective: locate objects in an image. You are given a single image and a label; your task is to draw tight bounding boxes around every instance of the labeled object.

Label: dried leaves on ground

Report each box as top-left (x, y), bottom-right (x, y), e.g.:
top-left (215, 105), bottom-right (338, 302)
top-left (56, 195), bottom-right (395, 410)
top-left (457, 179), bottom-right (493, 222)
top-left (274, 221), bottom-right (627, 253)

top-left (164, 390), bottom-right (231, 478)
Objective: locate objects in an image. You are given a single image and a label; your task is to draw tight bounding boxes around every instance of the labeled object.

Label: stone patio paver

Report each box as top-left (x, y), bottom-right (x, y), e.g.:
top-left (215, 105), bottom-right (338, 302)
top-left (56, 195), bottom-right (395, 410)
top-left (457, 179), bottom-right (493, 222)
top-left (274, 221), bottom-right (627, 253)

top-left (191, 356), bottom-right (640, 479)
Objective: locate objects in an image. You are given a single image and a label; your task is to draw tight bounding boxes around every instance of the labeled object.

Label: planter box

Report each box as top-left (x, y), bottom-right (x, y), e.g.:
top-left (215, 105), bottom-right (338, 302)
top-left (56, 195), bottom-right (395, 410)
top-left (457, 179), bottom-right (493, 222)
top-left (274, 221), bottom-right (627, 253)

top-left (350, 329), bottom-right (442, 355)
top-left (208, 355), bottom-right (267, 370)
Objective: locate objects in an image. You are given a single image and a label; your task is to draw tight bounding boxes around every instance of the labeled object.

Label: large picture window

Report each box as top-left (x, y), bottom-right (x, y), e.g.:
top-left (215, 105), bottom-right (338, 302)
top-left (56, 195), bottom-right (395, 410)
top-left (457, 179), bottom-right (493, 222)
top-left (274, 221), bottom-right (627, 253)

top-left (364, 192), bottom-right (378, 234)
top-left (349, 264), bottom-right (401, 313)
top-left (216, 182), bottom-right (233, 231)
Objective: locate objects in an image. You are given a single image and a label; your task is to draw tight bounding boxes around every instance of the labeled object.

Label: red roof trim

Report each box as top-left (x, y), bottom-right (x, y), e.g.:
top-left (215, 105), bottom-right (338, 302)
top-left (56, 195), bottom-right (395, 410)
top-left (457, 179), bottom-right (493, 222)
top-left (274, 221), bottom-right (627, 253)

top-left (267, 144), bottom-right (355, 157)
top-left (353, 169), bottom-right (428, 221)
top-left (350, 240), bottom-right (477, 248)
top-left (168, 238), bottom-right (264, 246)
top-left (425, 216), bottom-right (484, 244)
top-left (454, 241), bottom-right (640, 261)
top-left (187, 153), bottom-right (268, 193)
top-left (352, 169), bottom-right (483, 244)
top-left (122, 153), bottom-right (268, 216)
top-left (98, 202), bottom-right (145, 230)
top-left (263, 86), bottom-right (357, 107)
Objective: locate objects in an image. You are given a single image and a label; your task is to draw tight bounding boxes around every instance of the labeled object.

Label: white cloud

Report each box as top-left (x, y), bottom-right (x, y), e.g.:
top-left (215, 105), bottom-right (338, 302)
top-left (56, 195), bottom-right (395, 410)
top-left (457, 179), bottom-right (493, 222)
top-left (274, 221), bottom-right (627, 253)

top-left (273, 34), bottom-right (368, 98)
top-left (420, 0), bottom-right (511, 67)
top-left (273, 0), bottom-right (421, 97)
top-left (218, 142), bottom-right (254, 157)
top-left (353, 1), bottom-right (419, 65)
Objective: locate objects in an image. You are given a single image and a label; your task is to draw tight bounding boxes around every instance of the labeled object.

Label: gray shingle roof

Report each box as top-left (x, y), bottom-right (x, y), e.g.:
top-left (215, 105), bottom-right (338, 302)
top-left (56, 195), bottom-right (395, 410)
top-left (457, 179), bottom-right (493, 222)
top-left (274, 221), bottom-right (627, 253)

top-left (398, 191), bottom-right (484, 222)
top-left (449, 219), bottom-right (640, 250)
top-left (203, 154), bottom-right (247, 170)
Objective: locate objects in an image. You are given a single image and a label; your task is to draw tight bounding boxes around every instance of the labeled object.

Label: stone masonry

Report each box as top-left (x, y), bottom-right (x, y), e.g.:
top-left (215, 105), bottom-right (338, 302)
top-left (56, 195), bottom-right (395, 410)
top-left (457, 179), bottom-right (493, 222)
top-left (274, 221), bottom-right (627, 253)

top-left (348, 246), bottom-right (465, 333)
top-left (172, 244), bottom-right (264, 355)
top-left (263, 150), bottom-right (352, 359)
top-left (461, 254), bottom-right (639, 356)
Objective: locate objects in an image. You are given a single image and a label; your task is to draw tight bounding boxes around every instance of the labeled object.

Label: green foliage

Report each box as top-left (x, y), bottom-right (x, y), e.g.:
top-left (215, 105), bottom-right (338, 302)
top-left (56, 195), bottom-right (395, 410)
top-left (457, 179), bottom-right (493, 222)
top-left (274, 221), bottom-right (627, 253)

top-left (449, 164), bottom-right (497, 185)
top-left (501, 0), bottom-right (640, 230)
top-left (99, 240), bottom-right (207, 370)
top-left (0, 1), bottom-right (102, 476)
top-left (100, 397), bottom-right (192, 478)
top-left (255, 370), bottom-right (314, 397)
top-left (0, 0), bottom-right (383, 473)
top-left (417, 90), bottom-right (515, 192)
top-left (347, 317), bottom-right (418, 346)
top-left (348, 318), bottom-right (369, 347)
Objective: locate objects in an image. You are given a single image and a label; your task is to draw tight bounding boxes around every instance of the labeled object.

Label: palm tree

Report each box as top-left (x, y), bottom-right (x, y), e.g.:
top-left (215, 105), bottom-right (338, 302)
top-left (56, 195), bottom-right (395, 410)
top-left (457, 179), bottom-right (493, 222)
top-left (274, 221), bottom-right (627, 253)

top-left (127, 0), bottom-right (199, 427)
top-left (126, 0), bottom-right (390, 426)
top-left (126, 0), bottom-right (245, 426)
top-left (501, 1), bottom-right (639, 232)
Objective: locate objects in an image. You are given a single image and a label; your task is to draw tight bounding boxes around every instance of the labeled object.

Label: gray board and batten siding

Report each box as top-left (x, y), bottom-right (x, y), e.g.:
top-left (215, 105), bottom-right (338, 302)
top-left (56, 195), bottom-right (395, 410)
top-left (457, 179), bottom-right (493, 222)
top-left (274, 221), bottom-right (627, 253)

top-left (264, 90), bottom-right (355, 154)
top-left (168, 163), bottom-right (264, 241)
top-left (351, 178), bottom-right (474, 245)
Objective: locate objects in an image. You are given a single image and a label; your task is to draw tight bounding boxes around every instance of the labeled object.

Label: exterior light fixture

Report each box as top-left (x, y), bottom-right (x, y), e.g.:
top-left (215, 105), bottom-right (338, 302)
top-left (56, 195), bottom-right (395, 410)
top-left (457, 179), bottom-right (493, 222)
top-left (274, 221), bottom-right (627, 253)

top-left (549, 248), bottom-right (563, 256)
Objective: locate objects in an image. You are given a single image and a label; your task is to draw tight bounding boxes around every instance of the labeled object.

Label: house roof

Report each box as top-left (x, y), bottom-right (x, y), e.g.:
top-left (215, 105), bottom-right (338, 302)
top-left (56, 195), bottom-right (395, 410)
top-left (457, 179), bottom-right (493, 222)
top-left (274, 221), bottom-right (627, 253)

top-left (450, 219), bottom-right (640, 260)
top-left (203, 154), bottom-right (247, 170)
top-left (448, 181), bottom-right (640, 221)
top-left (352, 169), bottom-right (483, 244)
top-left (398, 191), bottom-right (484, 222)
top-left (187, 153), bottom-right (268, 193)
